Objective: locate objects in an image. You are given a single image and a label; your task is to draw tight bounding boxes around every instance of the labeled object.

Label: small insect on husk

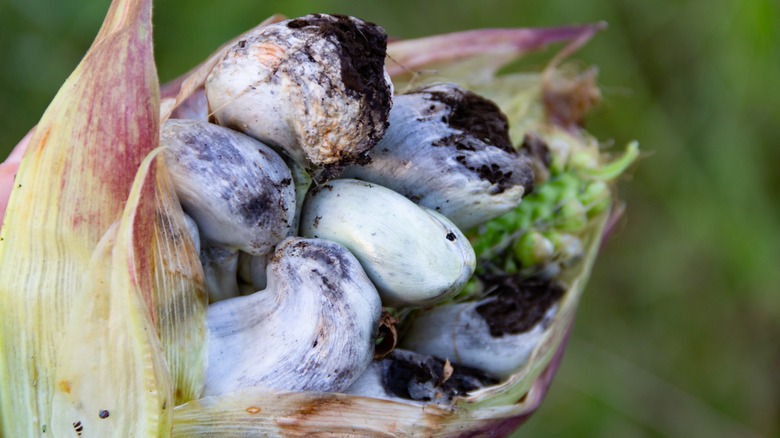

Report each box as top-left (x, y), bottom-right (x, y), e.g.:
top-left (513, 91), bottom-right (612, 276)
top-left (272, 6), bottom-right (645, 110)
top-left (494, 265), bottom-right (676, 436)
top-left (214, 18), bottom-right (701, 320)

top-left (203, 237), bottom-right (382, 396)
top-left (205, 14), bottom-right (394, 172)
top-left (300, 179), bottom-right (476, 307)
top-left (341, 83), bottom-right (535, 230)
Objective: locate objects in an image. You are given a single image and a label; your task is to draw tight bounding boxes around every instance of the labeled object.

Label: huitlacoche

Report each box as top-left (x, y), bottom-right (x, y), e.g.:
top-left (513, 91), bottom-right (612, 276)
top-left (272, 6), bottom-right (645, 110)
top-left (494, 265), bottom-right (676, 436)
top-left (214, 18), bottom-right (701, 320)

top-left (204, 237), bottom-right (382, 396)
top-left (401, 275), bottom-right (564, 378)
top-left (205, 14), bottom-right (393, 172)
top-left (161, 119), bottom-right (295, 256)
top-left (340, 83), bottom-right (534, 230)
top-left (299, 179), bottom-right (475, 307)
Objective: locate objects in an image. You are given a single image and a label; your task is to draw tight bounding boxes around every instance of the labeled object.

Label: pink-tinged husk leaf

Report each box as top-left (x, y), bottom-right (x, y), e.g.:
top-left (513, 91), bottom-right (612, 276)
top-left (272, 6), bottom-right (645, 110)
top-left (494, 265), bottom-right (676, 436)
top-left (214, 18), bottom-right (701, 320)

top-left (453, 325), bottom-right (572, 438)
top-left (0, 129), bottom-right (33, 222)
top-left (51, 151), bottom-right (173, 435)
top-left (0, 0), bottom-right (208, 434)
top-left (386, 23), bottom-right (606, 86)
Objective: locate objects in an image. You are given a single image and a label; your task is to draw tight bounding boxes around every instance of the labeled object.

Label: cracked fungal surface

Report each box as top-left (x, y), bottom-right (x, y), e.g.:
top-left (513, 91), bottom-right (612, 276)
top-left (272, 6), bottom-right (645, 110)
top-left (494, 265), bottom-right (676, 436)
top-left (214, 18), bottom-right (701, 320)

top-left (206, 14), bottom-right (393, 170)
top-left (476, 274), bottom-right (565, 336)
top-left (340, 83), bottom-right (534, 230)
top-left (400, 273), bottom-right (562, 378)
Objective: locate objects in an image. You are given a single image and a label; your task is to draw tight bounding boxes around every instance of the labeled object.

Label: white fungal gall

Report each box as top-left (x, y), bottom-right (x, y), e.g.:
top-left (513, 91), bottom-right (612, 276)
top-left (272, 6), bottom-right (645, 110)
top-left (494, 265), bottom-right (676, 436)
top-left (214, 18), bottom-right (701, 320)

top-left (299, 179), bottom-right (476, 307)
top-left (341, 83), bottom-right (535, 230)
top-left (401, 275), bottom-right (564, 378)
top-left (205, 14), bottom-right (393, 170)
top-left (161, 119), bottom-right (296, 256)
top-left (204, 237), bottom-right (382, 396)
top-left (401, 302), bottom-right (554, 378)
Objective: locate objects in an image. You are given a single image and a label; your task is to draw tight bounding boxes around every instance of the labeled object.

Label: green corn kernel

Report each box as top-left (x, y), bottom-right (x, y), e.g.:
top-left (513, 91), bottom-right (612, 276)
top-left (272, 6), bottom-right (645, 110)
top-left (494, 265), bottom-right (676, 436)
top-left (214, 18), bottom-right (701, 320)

top-left (514, 230), bottom-right (555, 268)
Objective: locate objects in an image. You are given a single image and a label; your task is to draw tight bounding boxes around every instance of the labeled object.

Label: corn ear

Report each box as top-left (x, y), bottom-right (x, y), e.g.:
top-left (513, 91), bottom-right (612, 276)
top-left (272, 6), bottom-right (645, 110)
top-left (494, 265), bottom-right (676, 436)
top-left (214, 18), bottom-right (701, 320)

top-left (163, 23), bottom-right (625, 436)
top-left (1, 3), bottom-right (632, 434)
top-left (0, 0), bottom-right (207, 435)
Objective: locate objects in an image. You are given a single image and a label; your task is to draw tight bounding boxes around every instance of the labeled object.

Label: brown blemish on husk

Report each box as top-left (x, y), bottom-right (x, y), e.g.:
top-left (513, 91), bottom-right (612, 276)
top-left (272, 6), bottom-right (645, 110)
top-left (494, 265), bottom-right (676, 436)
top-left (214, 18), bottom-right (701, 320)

top-left (58, 380), bottom-right (72, 394)
top-left (35, 127), bottom-right (51, 159)
top-left (276, 395), bottom-right (355, 435)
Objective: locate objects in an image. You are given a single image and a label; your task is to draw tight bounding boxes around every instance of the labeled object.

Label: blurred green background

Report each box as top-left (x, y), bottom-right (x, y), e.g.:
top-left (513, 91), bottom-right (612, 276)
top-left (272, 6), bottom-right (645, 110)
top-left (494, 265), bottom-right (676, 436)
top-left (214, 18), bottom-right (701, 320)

top-left (1, 0), bottom-right (778, 436)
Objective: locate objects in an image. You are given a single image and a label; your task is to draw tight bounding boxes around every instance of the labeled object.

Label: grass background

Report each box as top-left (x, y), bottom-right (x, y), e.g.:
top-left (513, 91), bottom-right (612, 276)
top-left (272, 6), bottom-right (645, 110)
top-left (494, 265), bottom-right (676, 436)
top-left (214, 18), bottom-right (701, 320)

top-left (1, 0), bottom-right (778, 436)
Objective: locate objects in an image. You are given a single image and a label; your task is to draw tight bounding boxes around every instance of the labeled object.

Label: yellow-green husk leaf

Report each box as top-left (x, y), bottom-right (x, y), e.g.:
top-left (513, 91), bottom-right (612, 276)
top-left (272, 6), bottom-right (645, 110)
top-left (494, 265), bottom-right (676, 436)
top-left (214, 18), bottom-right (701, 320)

top-left (50, 151), bottom-right (173, 436)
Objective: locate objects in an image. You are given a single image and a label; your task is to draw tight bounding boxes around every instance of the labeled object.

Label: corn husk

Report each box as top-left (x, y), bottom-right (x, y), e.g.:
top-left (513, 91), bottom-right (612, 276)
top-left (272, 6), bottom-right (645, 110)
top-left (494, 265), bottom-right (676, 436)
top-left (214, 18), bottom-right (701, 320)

top-left (0, 0), bottom-right (206, 435)
top-left (0, 0), bottom-right (633, 435)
